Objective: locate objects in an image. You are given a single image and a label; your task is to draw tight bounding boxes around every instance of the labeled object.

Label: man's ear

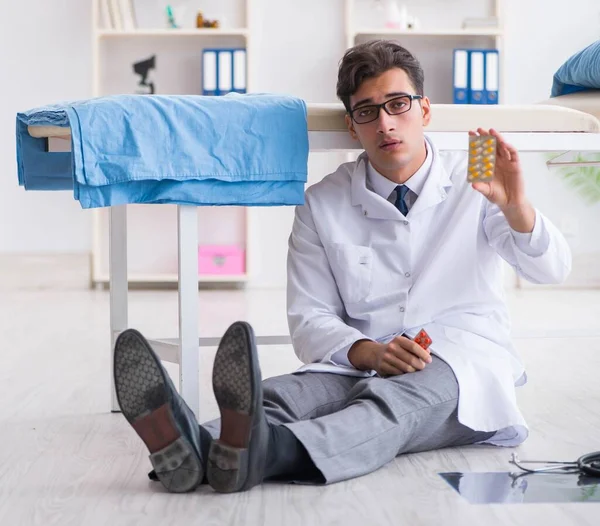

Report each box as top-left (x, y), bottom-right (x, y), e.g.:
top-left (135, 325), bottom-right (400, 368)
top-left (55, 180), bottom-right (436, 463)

top-left (420, 96), bottom-right (432, 128)
top-left (345, 114), bottom-right (358, 140)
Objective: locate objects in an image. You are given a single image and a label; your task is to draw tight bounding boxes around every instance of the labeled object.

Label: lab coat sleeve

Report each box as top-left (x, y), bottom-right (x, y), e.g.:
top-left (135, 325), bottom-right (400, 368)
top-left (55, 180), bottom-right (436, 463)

top-left (483, 200), bottom-right (572, 284)
top-left (329, 345), bottom-right (355, 367)
top-left (286, 200), bottom-right (370, 366)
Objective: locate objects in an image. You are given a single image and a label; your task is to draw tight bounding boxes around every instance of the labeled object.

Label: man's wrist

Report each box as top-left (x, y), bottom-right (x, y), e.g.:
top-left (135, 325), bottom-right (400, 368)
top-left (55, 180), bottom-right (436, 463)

top-left (501, 201), bottom-right (536, 233)
top-left (348, 339), bottom-right (379, 370)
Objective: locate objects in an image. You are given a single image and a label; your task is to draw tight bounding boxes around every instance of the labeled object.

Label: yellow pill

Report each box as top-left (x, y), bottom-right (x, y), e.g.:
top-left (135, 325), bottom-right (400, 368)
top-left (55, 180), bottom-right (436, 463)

top-left (484, 162), bottom-right (494, 170)
top-left (468, 165), bottom-right (477, 173)
top-left (485, 139), bottom-right (494, 146)
top-left (484, 170), bottom-right (493, 178)
top-left (486, 147), bottom-right (495, 154)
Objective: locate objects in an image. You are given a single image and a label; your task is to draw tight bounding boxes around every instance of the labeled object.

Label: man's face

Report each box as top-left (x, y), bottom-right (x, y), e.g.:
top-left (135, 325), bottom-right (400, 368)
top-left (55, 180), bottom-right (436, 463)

top-left (345, 68), bottom-right (431, 178)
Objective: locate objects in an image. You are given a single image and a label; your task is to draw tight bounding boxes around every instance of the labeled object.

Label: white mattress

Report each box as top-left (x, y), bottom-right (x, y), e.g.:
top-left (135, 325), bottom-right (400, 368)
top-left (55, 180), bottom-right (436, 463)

top-left (308, 95), bottom-right (600, 133)
top-left (28, 93), bottom-right (600, 138)
top-left (538, 90), bottom-right (600, 120)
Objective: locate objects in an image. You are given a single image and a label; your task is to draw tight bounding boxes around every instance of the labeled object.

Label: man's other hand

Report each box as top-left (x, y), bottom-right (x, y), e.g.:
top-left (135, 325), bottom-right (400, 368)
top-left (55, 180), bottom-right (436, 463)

top-left (348, 336), bottom-right (432, 376)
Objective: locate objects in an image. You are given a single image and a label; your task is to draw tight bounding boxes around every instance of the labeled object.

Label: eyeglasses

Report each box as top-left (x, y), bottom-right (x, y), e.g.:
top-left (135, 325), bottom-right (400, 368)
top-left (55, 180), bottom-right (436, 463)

top-left (349, 95), bottom-right (423, 124)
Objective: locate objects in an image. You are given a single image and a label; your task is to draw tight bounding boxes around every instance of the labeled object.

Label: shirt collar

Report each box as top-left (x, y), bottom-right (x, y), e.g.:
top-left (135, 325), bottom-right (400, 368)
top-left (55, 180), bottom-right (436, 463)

top-left (367, 139), bottom-right (432, 200)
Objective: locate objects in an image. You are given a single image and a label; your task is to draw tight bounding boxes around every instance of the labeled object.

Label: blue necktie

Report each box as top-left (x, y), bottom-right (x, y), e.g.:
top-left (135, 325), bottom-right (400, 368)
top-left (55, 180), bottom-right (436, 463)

top-left (394, 185), bottom-right (410, 216)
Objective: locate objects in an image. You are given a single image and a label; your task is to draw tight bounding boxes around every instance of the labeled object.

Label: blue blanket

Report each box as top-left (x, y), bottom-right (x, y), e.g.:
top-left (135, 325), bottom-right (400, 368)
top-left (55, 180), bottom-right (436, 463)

top-left (16, 93), bottom-right (309, 208)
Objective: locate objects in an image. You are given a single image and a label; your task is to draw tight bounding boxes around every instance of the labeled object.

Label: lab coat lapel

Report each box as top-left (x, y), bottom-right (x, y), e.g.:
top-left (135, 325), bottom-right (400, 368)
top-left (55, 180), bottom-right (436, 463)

top-left (350, 153), bottom-right (400, 221)
top-left (406, 145), bottom-right (453, 218)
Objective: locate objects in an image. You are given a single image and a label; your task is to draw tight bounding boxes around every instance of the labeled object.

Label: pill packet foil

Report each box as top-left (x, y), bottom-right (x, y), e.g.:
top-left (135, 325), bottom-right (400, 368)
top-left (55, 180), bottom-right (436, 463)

top-left (467, 135), bottom-right (497, 182)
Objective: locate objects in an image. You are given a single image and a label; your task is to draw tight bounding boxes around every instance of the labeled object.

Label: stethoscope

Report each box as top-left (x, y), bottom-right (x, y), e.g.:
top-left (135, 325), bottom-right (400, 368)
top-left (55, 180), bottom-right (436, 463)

top-left (509, 451), bottom-right (600, 477)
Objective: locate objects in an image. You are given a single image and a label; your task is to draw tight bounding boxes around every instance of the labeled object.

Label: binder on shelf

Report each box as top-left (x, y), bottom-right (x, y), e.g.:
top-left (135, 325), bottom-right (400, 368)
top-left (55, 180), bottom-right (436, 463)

top-left (218, 50), bottom-right (233, 95)
top-left (469, 50), bottom-right (486, 104)
top-left (484, 49), bottom-right (499, 104)
top-left (233, 49), bottom-right (247, 93)
top-left (452, 49), bottom-right (469, 104)
top-left (202, 48), bottom-right (247, 96)
top-left (202, 50), bottom-right (218, 95)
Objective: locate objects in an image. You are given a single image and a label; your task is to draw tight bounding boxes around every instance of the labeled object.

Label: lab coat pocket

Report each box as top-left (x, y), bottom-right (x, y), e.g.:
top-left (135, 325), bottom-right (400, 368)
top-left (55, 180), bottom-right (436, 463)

top-left (328, 244), bottom-right (372, 305)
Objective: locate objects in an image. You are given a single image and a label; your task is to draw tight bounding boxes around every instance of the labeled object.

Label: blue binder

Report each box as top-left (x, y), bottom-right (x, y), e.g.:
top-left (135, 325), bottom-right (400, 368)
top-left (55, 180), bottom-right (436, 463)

top-left (202, 49), bottom-right (218, 95)
top-left (232, 48), bottom-right (247, 94)
top-left (217, 49), bottom-right (234, 95)
top-left (452, 49), bottom-right (469, 104)
top-left (469, 50), bottom-right (486, 104)
top-left (203, 48), bottom-right (247, 96)
top-left (484, 49), bottom-right (499, 104)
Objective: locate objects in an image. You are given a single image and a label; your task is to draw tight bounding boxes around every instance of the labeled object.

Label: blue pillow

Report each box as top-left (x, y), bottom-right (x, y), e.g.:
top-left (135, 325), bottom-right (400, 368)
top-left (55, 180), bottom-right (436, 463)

top-left (551, 40), bottom-right (600, 97)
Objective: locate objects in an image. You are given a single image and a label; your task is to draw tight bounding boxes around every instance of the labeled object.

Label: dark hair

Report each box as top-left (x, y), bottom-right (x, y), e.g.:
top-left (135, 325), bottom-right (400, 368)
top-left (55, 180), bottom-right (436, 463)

top-left (336, 40), bottom-right (424, 112)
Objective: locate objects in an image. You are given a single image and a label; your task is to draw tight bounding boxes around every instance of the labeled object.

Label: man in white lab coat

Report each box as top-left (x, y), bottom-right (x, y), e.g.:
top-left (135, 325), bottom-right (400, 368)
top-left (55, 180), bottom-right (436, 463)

top-left (114, 40), bottom-right (571, 494)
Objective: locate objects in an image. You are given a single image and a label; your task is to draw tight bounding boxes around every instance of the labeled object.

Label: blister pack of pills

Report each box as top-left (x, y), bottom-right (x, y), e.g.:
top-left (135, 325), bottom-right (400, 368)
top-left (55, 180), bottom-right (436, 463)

top-left (467, 135), bottom-right (497, 182)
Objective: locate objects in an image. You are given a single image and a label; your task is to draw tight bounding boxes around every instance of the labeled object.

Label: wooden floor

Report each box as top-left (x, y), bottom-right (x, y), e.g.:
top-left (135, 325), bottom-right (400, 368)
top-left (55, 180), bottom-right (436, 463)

top-left (1, 255), bottom-right (599, 525)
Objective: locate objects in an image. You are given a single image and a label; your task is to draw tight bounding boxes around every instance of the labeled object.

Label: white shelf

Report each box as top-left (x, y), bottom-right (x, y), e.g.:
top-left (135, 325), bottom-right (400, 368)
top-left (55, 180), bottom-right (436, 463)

top-left (98, 28), bottom-right (249, 38)
top-left (94, 273), bottom-right (249, 284)
top-left (353, 28), bottom-right (503, 37)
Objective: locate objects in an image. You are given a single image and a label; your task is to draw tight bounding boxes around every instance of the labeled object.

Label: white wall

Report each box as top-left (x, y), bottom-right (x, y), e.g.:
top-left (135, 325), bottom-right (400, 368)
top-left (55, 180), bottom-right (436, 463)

top-left (1, 0), bottom-right (600, 287)
top-left (0, 0), bottom-right (93, 253)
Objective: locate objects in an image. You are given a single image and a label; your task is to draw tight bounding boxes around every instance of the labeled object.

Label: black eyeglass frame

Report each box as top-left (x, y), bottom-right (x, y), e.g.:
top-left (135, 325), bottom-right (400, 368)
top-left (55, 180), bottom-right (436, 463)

top-left (349, 95), bottom-right (423, 124)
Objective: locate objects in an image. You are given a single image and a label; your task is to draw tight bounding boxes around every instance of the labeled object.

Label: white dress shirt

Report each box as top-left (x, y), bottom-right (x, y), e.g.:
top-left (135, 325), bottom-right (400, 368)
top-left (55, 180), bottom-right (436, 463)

top-left (366, 140), bottom-right (432, 212)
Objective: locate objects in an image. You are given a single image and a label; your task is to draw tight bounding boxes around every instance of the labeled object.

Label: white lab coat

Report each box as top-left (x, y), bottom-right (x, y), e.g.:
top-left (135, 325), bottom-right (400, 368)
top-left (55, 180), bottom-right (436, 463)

top-left (286, 139), bottom-right (572, 446)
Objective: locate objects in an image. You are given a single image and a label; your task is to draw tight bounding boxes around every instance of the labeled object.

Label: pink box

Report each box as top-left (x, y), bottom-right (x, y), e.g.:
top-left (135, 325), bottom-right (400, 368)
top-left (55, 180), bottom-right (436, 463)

top-left (198, 245), bottom-right (245, 275)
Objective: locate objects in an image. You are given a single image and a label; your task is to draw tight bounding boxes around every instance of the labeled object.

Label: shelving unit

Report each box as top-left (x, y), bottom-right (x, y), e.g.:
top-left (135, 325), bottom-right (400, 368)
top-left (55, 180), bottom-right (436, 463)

top-left (90, 0), bottom-right (255, 287)
top-left (345, 0), bottom-right (505, 105)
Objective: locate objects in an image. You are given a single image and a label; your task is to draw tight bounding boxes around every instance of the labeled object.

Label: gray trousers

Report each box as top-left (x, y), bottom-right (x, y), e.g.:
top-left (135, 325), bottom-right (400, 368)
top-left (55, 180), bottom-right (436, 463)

top-left (203, 356), bottom-right (494, 484)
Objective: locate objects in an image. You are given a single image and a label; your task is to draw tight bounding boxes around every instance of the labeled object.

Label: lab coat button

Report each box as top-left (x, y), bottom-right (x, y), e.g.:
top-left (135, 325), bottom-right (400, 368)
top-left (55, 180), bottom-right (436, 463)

top-left (364, 210), bottom-right (368, 216)
top-left (400, 307), bottom-right (405, 312)
top-left (403, 220), bottom-right (409, 226)
top-left (405, 272), bottom-right (411, 278)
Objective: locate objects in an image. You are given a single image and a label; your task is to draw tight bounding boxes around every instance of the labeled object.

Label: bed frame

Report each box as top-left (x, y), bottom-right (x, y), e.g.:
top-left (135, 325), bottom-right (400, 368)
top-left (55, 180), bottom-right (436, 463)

top-left (27, 101), bottom-right (600, 419)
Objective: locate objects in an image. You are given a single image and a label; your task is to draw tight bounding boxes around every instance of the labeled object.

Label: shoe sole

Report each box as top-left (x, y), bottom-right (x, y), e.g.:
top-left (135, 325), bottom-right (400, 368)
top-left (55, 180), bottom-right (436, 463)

top-left (113, 329), bottom-right (203, 493)
top-left (208, 322), bottom-right (258, 493)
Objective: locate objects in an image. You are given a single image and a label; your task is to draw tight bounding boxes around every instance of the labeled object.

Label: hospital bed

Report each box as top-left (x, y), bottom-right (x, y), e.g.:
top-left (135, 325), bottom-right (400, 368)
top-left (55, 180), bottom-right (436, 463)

top-left (27, 91), bottom-right (600, 419)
